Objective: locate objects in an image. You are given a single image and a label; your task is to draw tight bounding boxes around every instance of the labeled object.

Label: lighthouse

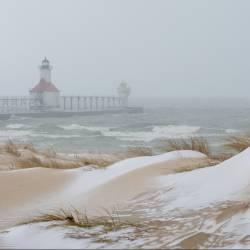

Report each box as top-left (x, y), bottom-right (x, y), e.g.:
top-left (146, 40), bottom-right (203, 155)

top-left (39, 57), bottom-right (52, 82)
top-left (30, 58), bottom-right (60, 110)
top-left (117, 81), bottom-right (131, 107)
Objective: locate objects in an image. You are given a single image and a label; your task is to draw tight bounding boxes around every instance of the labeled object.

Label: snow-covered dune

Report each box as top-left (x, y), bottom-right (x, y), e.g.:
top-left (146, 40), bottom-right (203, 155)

top-left (1, 149), bottom-right (250, 249)
top-left (64, 150), bottom-right (206, 197)
top-left (153, 147), bottom-right (250, 211)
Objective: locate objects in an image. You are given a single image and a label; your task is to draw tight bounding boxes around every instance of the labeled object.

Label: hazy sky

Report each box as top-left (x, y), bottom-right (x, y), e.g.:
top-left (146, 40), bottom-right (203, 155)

top-left (1, 0), bottom-right (250, 98)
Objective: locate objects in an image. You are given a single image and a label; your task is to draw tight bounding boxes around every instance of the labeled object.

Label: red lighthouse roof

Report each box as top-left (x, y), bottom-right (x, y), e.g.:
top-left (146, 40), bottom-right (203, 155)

top-left (30, 79), bottom-right (59, 93)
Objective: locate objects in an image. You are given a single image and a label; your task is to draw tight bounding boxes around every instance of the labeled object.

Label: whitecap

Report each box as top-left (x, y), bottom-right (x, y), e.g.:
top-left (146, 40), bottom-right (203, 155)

top-left (225, 129), bottom-right (239, 134)
top-left (30, 133), bottom-right (81, 139)
top-left (102, 125), bottom-right (201, 142)
top-left (58, 124), bottom-right (110, 133)
top-left (0, 130), bottom-right (32, 140)
top-left (6, 124), bottom-right (31, 129)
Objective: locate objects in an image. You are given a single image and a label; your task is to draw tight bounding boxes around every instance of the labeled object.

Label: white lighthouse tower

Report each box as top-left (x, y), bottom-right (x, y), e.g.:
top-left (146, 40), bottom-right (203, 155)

top-left (30, 58), bottom-right (60, 110)
top-left (39, 57), bottom-right (52, 82)
top-left (117, 81), bottom-right (131, 107)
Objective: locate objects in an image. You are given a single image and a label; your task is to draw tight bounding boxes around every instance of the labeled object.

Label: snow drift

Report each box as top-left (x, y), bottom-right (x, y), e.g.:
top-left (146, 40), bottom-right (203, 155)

top-left (2, 149), bottom-right (250, 249)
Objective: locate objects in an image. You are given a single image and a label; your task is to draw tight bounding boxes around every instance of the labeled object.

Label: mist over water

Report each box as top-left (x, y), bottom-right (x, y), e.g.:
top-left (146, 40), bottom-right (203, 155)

top-left (0, 98), bottom-right (249, 154)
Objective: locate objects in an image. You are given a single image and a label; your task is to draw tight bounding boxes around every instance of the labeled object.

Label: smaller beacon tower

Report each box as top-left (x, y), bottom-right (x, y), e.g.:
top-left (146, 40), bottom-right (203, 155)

top-left (30, 58), bottom-right (60, 110)
top-left (117, 81), bottom-right (131, 107)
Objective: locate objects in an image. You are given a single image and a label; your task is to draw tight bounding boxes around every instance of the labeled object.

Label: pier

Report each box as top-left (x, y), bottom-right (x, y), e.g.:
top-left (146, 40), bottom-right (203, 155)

top-left (0, 58), bottom-right (143, 120)
top-left (0, 95), bottom-right (143, 120)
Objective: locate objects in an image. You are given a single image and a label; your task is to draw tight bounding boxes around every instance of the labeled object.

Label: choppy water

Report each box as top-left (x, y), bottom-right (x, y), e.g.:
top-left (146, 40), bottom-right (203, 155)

top-left (0, 98), bottom-right (250, 153)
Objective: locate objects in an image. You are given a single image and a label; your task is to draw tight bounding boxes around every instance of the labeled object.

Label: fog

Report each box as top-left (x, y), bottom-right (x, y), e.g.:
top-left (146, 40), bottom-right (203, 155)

top-left (1, 0), bottom-right (250, 98)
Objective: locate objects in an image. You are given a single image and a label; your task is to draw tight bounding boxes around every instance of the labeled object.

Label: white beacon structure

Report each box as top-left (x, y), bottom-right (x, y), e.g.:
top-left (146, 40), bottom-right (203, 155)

top-left (117, 81), bottom-right (131, 107)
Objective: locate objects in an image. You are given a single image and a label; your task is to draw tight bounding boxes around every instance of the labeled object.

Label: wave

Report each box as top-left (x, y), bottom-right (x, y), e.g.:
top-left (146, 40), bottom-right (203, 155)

top-left (225, 129), bottom-right (239, 134)
top-left (0, 130), bottom-right (32, 140)
top-left (30, 133), bottom-right (81, 139)
top-left (58, 124), bottom-right (110, 133)
top-left (57, 124), bottom-right (201, 142)
top-left (103, 125), bottom-right (201, 142)
top-left (58, 124), bottom-right (86, 130)
top-left (6, 123), bottom-right (31, 129)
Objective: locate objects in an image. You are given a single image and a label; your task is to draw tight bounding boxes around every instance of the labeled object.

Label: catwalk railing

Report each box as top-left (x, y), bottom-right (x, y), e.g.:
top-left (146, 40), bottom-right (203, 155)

top-left (0, 96), bottom-right (124, 113)
top-left (61, 96), bottom-right (123, 111)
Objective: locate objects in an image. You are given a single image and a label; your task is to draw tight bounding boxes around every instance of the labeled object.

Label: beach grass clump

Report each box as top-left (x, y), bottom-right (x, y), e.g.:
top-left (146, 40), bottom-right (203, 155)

top-left (22, 143), bottom-right (37, 153)
top-left (224, 135), bottom-right (250, 153)
top-left (26, 207), bottom-right (141, 232)
top-left (126, 146), bottom-right (153, 157)
top-left (42, 147), bottom-right (57, 158)
top-left (14, 156), bottom-right (43, 168)
top-left (14, 156), bottom-right (80, 169)
top-left (174, 158), bottom-right (218, 173)
top-left (4, 140), bottom-right (21, 157)
top-left (159, 137), bottom-right (210, 156)
top-left (77, 158), bottom-right (112, 168)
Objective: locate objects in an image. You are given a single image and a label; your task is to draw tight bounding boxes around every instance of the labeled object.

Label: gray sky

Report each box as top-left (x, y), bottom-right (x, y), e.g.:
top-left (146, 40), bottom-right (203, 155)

top-left (0, 0), bottom-right (250, 98)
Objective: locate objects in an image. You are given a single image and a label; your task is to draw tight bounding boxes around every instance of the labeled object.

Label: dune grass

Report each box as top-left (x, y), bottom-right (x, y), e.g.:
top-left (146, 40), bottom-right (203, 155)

top-left (13, 155), bottom-right (115, 170)
top-left (22, 143), bottom-right (37, 153)
top-left (3, 135), bottom-right (248, 171)
top-left (224, 135), bottom-right (250, 153)
top-left (126, 146), bottom-right (153, 157)
top-left (0, 140), bottom-right (118, 169)
top-left (14, 157), bottom-right (80, 169)
top-left (26, 207), bottom-right (141, 232)
top-left (159, 137), bottom-right (210, 156)
top-left (4, 140), bottom-right (21, 157)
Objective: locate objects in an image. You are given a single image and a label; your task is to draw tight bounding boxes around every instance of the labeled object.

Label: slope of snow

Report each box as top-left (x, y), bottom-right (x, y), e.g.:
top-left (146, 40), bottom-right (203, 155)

top-left (2, 149), bottom-right (250, 248)
top-left (154, 147), bottom-right (250, 211)
top-left (64, 150), bottom-right (206, 196)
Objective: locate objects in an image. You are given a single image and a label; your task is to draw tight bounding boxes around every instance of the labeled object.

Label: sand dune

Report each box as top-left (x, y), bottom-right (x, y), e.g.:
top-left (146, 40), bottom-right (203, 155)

top-left (0, 151), bottom-right (206, 232)
top-left (0, 167), bottom-right (77, 230)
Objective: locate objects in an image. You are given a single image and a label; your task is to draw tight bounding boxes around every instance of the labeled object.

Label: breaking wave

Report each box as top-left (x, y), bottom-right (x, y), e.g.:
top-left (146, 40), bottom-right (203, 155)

top-left (104, 125), bottom-right (201, 142)
top-left (58, 124), bottom-right (87, 130)
top-left (59, 124), bottom-right (201, 142)
top-left (225, 129), bottom-right (239, 134)
top-left (6, 124), bottom-right (31, 129)
top-left (0, 130), bottom-right (32, 141)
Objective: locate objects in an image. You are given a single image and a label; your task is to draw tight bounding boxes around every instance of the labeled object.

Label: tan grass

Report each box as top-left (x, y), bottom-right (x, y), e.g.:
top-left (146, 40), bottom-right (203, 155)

top-left (77, 158), bottom-right (109, 168)
top-left (14, 157), bottom-right (80, 169)
top-left (159, 137), bottom-right (210, 156)
top-left (175, 158), bottom-right (217, 173)
top-left (26, 207), bottom-right (141, 231)
top-left (0, 140), bottom-right (117, 169)
top-left (22, 143), bottom-right (37, 153)
top-left (126, 146), bottom-right (153, 157)
top-left (215, 201), bottom-right (250, 223)
top-left (42, 147), bottom-right (57, 158)
top-left (4, 140), bottom-right (21, 157)
top-left (224, 135), bottom-right (250, 153)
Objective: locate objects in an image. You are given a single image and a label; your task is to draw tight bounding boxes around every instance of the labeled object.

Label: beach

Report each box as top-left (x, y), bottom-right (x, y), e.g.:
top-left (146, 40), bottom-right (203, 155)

top-left (0, 151), bottom-right (206, 234)
top-left (1, 147), bottom-right (250, 248)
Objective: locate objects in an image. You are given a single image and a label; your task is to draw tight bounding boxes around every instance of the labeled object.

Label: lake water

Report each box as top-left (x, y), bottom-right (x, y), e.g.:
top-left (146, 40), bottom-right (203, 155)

top-left (0, 97), bottom-right (250, 154)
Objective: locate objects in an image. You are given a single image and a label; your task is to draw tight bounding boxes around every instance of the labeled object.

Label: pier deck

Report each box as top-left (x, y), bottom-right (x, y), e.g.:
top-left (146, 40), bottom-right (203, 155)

top-left (0, 95), bottom-right (143, 120)
top-left (0, 107), bottom-right (143, 120)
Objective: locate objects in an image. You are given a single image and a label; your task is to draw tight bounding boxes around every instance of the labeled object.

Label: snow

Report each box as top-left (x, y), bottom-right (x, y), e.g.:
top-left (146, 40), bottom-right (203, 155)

top-left (155, 147), bottom-right (250, 210)
top-left (2, 149), bottom-right (250, 248)
top-left (64, 150), bottom-right (206, 196)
